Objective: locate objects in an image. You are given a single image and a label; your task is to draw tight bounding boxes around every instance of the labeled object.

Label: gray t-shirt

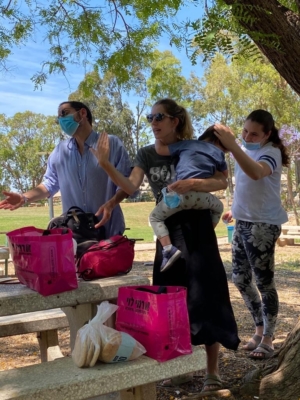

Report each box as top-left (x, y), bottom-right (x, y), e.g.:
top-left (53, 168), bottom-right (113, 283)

top-left (134, 145), bottom-right (177, 199)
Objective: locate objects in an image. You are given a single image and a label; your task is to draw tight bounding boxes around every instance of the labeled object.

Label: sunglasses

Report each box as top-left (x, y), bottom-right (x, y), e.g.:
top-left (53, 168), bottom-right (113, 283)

top-left (146, 113), bottom-right (173, 123)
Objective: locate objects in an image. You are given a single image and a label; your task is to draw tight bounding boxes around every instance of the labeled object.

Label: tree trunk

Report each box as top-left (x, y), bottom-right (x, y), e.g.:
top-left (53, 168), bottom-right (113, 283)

top-left (222, 0), bottom-right (300, 96)
top-left (239, 319), bottom-right (300, 399)
top-left (259, 318), bottom-right (300, 399)
top-left (295, 157), bottom-right (300, 187)
top-left (287, 167), bottom-right (299, 224)
top-left (226, 153), bottom-right (234, 196)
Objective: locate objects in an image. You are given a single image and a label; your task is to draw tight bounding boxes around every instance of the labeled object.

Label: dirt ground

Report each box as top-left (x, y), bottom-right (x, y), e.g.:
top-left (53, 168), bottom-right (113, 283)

top-left (1, 242), bottom-right (300, 399)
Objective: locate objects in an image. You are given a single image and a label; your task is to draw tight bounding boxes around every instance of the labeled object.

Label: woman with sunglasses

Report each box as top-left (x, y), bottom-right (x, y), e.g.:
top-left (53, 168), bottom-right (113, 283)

top-left (93, 98), bottom-right (240, 392)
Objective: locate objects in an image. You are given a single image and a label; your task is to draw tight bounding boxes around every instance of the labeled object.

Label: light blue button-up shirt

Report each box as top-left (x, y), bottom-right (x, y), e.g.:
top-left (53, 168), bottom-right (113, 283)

top-left (42, 131), bottom-right (132, 237)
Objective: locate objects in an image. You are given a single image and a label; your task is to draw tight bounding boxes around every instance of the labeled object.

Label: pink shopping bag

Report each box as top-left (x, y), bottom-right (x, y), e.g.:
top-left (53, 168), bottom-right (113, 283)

top-left (7, 226), bottom-right (78, 296)
top-left (116, 285), bottom-right (192, 362)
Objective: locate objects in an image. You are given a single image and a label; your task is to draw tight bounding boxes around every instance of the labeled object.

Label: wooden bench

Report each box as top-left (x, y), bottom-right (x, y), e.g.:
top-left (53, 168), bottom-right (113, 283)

top-left (0, 309), bottom-right (68, 362)
top-left (277, 225), bottom-right (300, 246)
top-left (0, 345), bottom-right (206, 400)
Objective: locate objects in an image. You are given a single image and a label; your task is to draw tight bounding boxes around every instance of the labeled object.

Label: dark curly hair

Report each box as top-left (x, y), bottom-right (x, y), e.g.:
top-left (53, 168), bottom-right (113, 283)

top-left (246, 110), bottom-right (289, 167)
top-left (59, 101), bottom-right (93, 125)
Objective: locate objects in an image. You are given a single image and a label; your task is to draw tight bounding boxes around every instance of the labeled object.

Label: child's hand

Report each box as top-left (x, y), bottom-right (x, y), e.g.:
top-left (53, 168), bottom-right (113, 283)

top-left (222, 210), bottom-right (233, 224)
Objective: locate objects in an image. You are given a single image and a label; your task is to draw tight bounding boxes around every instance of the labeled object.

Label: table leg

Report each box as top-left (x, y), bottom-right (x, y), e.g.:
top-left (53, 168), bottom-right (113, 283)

top-left (61, 304), bottom-right (97, 351)
top-left (4, 259), bottom-right (8, 277)
top-left (86, 384), bottom-right (156, 400)
top-left (37, 329), bottom-right (64, 362)
top-left (62, 300), bottom-right (117, 352)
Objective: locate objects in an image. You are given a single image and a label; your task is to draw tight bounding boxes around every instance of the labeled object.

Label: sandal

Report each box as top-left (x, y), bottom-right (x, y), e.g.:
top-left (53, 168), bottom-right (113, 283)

top-left (159, 374), bottom-right (193, 387)
top-left (242, 334), bottom-right (262, 351)
top-left (248, 343), bottom-right (274, 360)
top-left (202, 374), bottom-right (223, 392)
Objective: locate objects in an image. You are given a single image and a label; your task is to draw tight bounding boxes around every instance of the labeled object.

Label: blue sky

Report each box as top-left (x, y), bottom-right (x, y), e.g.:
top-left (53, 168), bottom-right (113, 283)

top-left (0, 43), bottom-right (199, 117)
top-left (0, 2), bottom-right (204, 118)
top-left (0, 42), bottom-right (87, 117)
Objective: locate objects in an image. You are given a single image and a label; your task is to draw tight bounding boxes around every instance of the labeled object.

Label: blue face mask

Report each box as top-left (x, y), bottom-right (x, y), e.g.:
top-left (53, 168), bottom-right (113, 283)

top-left (161, 187), bottom-right (182, 209)
top-left (58, 114), bottom-right (80, 137)
top-left (242, 138), bottom-right (261, 151)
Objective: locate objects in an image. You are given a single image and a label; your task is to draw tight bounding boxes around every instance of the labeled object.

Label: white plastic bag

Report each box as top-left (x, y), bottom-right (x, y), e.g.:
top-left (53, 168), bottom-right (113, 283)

top-left (72, 301), bottom-right (146, 367)
top-left (72, 322), bottom-right (101, 367)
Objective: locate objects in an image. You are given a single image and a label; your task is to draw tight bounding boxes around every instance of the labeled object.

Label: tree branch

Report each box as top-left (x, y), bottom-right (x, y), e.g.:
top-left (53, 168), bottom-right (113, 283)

top-left (222, 0), bottom-right (300, 95)
top-left (3, 0), bottom-right (12, 12)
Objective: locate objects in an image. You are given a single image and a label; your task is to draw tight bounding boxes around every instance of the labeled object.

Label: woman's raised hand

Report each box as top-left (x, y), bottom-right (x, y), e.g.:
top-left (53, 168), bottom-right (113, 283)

top-left (90, 132), bottom-right (110, 166)
top-left (214, 123), bottom-right (237, 151)
top-left (0, 191), bottom-right (24, 210)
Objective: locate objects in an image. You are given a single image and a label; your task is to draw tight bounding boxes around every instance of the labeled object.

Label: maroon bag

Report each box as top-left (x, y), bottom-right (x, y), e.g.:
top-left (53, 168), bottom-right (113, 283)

top-left (77, 235), bottom-right (135, 280)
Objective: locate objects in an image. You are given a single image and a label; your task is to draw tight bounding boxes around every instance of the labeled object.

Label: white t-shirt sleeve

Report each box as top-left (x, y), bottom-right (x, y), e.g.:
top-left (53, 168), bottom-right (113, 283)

top-left (257, 146), bottom-right (281, 173)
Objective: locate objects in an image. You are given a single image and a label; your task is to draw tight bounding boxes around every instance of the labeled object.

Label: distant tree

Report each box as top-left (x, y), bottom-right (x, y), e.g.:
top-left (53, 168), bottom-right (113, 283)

top-left (187, 53), bottom-right (300, 195)
top-left (279, 125), bottom-right (300, 222)
top-left (1, 1), bottom-right (300, 98)
top-left (69, 71), bottom-right (148, 159)
top-left (68, 50), bottom-right (202, 156)
top-left (0, 112), bottom-right (63, 193)
top-left (146, 50), bottom-right (187, 101)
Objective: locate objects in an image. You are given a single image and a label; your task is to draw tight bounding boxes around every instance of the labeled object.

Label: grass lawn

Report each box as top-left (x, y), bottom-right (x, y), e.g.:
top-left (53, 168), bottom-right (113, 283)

top-left (0, 201), bottom-right (228, 246)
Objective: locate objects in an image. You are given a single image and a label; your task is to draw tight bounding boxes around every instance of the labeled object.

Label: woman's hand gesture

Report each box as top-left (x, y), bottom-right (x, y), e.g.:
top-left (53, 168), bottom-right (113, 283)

top-left (90, 132), bottom-right (110, 167)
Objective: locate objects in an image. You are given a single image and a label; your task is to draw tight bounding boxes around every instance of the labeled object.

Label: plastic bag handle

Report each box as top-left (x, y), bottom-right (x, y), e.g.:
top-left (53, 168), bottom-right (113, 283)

top-left (42, 229), bottom-right (69, 236)
top-left (135, 286), bottom-right (167, 294)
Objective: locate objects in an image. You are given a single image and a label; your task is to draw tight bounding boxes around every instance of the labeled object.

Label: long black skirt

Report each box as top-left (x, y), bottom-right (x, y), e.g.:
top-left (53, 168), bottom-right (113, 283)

top-left (153, 209), bottom-right (240, 351)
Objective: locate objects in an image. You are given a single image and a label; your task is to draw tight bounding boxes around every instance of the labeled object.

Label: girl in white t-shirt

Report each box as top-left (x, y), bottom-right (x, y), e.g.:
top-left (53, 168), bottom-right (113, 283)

top-left (214, 110), bottom-right (290, 361)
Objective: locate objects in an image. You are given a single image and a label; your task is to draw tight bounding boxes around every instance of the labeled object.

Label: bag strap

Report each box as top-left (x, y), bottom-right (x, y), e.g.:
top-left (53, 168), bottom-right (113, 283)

top-left (82, 235), bottom-right (134, 254)
top-left (42, 229), bottom-right (69, 236)
top-left (77, 265), bottom-right (133, 281)
top-left (135, 286), bottom-right (167, 294)
top-left (64, 206), bottom-right (92, 224)
top-left (76, 236), bottom-right (133, 266)
top-left (66, 206), bottom-right (87, 215)
top-left (0, 277), bottom-right (21, 284)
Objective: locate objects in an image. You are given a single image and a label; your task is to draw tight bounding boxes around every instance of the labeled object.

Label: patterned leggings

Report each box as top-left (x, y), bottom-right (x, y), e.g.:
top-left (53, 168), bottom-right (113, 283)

top-left (232, 220), bottom-right (281, 337)
top-left (149, 190), bottom-right (223, 239)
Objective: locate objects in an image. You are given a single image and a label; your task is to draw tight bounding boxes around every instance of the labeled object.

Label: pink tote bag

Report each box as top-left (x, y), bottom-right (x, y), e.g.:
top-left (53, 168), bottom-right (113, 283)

top-left (116, 285), bottom-right (192, 362)
top-left (7, 226), bottom-right (78, 296)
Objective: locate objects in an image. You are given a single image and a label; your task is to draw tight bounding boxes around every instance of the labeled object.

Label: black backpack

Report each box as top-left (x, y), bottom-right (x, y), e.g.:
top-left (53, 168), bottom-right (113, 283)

top-left (47, 206), bottom-right (106, 257)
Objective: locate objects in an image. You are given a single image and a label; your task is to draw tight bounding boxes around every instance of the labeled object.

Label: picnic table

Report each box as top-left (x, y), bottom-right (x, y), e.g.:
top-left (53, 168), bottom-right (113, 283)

top-left (277, 225), bottom-right (300, 246)
top-left (0, 274), bottom-right (150, 350)
top-left (0, 274), bottom-right (208, 400)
